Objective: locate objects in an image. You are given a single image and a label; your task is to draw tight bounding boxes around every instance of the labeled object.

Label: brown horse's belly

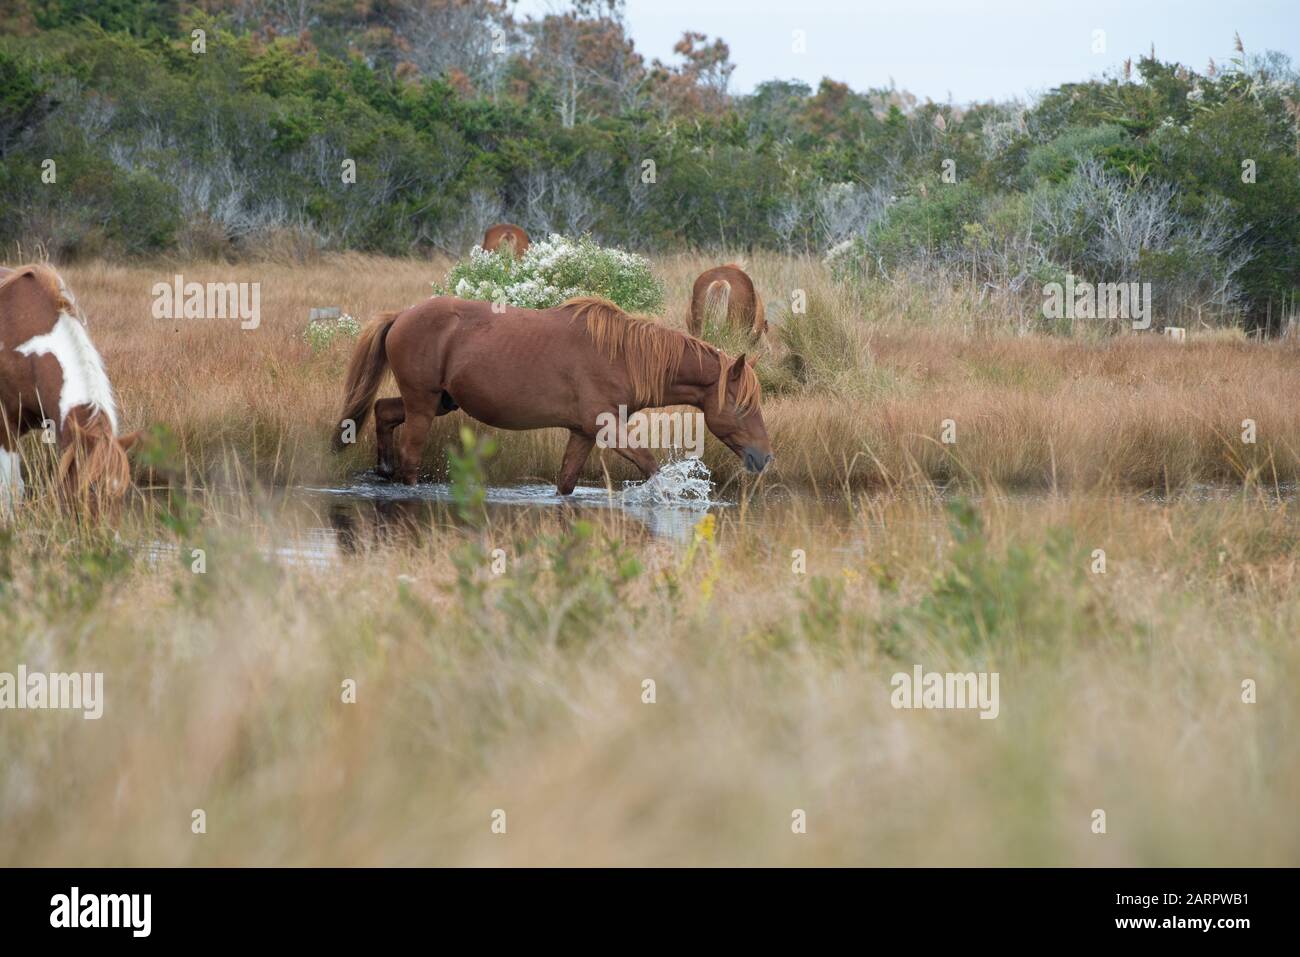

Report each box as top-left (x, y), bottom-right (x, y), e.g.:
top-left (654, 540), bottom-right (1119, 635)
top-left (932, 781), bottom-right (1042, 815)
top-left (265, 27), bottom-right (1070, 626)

top-left (445, 374), bottom-right (575, 432)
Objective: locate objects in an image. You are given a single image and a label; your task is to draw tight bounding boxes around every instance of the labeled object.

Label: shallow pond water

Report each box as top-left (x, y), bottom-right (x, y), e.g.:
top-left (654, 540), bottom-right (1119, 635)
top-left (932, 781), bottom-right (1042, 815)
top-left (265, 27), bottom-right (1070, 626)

top-left (304, 456), bottom-right (725, 547)
top-left (138, 457), bottom-right (1300, 568)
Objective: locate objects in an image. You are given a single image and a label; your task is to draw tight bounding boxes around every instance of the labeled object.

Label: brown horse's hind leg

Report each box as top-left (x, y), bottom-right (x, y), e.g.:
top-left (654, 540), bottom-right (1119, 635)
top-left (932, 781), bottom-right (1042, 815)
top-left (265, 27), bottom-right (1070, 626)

top-left (396, 404), bottom-right (435, 486)
top-left (374, 397), bottom-right (405, 478)
top-left (557, 431), bottom-right (596, 495)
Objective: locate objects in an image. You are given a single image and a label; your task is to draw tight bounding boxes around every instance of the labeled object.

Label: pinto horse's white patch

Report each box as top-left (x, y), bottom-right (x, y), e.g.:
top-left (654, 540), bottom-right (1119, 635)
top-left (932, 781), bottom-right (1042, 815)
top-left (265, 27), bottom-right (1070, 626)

top-left (15, 310), bottom-right (118, 434)
top-left (0, 447), bottom-right (22, 510)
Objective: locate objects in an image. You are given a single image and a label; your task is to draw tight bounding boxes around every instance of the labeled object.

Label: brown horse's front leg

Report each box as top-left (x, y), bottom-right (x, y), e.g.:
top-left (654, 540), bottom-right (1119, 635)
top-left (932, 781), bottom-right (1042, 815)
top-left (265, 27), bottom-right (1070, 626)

top-left (557, 431), bottom-right (596, 495)
top-left (612, 445), bottom-right (659, 481)
top-left (373, 397), bottom-right (405, 478)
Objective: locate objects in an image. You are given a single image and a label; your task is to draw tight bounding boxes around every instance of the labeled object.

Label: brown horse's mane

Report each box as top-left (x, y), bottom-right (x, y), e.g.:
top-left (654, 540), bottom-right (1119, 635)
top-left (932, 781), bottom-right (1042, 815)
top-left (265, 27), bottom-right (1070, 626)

top-left (564, 296), bottom-right (761, 412)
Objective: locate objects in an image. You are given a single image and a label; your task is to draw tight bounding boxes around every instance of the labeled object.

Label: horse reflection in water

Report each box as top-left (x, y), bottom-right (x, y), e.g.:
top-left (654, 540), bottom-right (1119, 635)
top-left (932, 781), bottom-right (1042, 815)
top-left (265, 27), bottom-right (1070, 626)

top-left (327, 498), bottom-right (433, 555)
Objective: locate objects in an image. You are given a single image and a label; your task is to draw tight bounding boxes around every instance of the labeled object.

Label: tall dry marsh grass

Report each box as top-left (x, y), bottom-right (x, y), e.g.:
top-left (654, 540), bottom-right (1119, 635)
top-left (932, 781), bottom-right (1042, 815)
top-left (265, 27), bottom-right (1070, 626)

top-left (2, 252), bottom-right (1298, 865)
top-left (1, 484), bottom-right (1297, 865)
top-left (42, 252), bottom-right (1300, 492)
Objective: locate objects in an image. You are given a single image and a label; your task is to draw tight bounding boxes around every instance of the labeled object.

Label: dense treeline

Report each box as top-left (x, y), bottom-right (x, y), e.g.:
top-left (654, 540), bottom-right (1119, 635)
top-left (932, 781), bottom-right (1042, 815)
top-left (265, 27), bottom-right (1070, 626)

top-left (1, 1), bottom-right (1298, 325)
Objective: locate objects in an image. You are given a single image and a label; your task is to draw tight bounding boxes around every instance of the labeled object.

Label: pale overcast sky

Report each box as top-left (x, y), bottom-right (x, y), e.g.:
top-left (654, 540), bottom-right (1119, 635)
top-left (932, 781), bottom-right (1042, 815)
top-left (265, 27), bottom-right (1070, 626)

top-left (512, 0), bottom-right (1300, 104)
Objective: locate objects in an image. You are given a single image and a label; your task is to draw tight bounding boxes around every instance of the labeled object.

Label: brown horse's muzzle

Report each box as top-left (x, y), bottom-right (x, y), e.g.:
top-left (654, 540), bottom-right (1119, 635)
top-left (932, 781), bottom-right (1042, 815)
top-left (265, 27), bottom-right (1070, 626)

top-left (743, 447), bottom-right (774, 474)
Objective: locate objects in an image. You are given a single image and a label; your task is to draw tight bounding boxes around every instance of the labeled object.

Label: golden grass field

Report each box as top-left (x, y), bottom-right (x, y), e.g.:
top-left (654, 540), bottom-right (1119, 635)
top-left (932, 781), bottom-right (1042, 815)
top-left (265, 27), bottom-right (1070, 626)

top-left (1, 252), bottom-right (1298, 865)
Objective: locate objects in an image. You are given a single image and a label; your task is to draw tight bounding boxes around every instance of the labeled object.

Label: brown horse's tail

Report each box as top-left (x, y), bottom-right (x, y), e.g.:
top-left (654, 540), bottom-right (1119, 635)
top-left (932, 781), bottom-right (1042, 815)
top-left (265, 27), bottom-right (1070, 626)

top-left (690, 279), bottom-right (731, 337)
top-left (334, 311), bottom-right (398, 450)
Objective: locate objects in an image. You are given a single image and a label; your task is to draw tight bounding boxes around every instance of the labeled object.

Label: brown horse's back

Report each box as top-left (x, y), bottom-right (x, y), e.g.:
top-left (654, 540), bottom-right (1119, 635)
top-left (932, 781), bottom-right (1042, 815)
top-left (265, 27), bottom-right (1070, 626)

top-left (481, 223), bottom-right (530, 256)
top-left (689, 264), bottom-right (765, 340)
top-left (384, 298), bottom-right (616, 433)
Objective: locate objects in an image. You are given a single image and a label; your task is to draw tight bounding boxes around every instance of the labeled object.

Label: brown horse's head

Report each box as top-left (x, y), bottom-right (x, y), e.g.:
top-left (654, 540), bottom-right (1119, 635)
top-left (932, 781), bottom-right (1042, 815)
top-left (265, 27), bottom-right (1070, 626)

top-left (572, 297), bottom-right (774, 474)
top-left (704, 353), bottom-right (773, 474)
top-left (59, 414), bottom-right (140, 515)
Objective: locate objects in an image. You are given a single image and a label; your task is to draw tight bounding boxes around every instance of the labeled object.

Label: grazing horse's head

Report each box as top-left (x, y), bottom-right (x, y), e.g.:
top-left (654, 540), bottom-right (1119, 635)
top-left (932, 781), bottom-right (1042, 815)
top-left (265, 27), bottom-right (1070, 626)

top-left (571, 296), bottom-right (774, 475)
top-left (59, 413), bottom-right (140, 514)
top-left (704, 353), bottom-right (773, 474)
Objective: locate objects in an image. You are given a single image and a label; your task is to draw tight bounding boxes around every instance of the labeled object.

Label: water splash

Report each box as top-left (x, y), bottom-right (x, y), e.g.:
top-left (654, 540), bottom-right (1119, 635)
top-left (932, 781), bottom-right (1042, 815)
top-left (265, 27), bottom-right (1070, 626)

top-left (620, 456), bottom-right (714, 507)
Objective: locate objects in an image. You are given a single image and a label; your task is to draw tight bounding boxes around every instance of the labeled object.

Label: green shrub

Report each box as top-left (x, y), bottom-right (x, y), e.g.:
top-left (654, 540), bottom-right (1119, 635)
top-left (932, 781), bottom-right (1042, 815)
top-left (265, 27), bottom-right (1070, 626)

top-left (1021, 124), bottom-right (1129, 185)
top-left (862, 182), bottom-right (986, 270)
top-left (0, 50), bottom-right (49, 154)
top-left (903, 499), bottom-right (1098, 658)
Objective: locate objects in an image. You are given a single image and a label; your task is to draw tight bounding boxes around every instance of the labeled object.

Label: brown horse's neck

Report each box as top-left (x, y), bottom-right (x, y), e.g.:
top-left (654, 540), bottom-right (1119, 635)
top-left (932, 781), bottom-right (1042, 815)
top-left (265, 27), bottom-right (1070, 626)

top-left (662, 346), bottom-right (725, 411)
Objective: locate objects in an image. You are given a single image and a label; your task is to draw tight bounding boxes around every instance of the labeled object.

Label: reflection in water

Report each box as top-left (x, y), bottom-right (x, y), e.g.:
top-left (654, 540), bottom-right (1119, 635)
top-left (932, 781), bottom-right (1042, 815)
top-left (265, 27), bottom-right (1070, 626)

top-left (324, 496), bottom-right (456, 554)
top-left (317, 480), bottom-right (717, 553)
top-left (140, 466), bottom-right (731, 569)
top-left (309, 456), bottom-right (720, 552)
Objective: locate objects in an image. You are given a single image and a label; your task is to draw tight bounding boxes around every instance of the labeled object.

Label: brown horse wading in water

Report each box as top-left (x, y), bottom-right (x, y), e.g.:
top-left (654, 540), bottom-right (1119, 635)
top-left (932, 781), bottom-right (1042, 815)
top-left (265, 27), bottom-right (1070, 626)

top-left (689, 264), bottom-right (766, 340)
top-left (481, 223), bottom-right (530, 256)
top-left (0, 264), bottom-right (140, 513)
top-left (335, 296), bottom-right (773, 493)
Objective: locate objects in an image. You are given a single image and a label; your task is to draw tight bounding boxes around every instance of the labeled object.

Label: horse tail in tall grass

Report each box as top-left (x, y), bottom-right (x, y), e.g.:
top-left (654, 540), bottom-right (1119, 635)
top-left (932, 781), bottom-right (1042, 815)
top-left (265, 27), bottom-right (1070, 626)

top-left (689, 279), bottom-right (731, 337)
top-left (335, 311), bottom-right (398, 450)
top-left (689, 264), bottom-right (765, 341)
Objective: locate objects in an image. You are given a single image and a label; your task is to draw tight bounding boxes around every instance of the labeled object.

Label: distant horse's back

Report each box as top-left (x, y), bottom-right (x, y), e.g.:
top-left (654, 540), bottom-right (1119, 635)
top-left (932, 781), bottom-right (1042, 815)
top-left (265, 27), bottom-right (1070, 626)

top-left (689, 264), bottom-right (765, 340)
top-left (482, 223), bottom-right (530, 256)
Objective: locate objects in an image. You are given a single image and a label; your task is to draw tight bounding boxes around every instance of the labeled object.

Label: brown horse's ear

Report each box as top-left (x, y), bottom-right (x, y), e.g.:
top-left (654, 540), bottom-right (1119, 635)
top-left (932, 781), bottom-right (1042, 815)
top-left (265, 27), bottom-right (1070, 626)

top-left (729, 354), bottom-right (747, 381)
top-left (118, 430), bottom-right (144, 453)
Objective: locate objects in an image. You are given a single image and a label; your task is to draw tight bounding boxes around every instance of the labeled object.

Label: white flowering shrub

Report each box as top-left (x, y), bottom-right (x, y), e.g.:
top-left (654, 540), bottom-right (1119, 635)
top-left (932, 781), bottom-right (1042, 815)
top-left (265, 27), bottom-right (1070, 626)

top-left (305, 313), bottom-right (361, 352)
top-left (433, 234), bottom-right (664, 313)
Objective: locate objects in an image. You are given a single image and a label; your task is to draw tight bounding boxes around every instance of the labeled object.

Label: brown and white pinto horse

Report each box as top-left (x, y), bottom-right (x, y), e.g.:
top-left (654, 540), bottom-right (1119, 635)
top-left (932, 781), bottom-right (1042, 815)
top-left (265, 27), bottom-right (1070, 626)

top-left (0, 264), bottom-right (139, 513)
top-left (688, 264), bottom-right (767, 341)
top-left (335, 296), bottom-right (773, 493)
top-left (481, 223), bottom-right (530, 256)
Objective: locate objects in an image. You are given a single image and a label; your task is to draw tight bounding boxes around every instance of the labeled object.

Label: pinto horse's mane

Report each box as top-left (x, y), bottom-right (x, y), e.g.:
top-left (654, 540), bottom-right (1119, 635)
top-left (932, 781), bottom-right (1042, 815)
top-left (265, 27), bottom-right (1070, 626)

top-left (565, 296), bottom-right (761, 412)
